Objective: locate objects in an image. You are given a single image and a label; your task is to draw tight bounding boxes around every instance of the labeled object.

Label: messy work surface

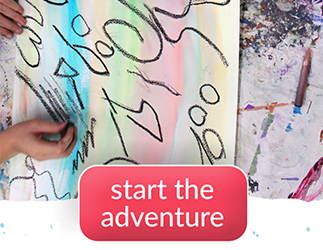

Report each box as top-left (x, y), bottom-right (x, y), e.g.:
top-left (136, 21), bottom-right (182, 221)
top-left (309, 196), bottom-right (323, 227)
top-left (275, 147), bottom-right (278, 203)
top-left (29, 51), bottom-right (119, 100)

top-left (237, 0), bottom-right (323, 200)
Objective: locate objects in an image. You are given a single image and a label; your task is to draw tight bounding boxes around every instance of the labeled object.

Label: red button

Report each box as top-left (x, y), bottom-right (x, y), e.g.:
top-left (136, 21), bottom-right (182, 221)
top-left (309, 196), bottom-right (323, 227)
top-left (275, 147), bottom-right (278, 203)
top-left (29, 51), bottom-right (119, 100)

top-left (79, 166), bottom-right (247, 241)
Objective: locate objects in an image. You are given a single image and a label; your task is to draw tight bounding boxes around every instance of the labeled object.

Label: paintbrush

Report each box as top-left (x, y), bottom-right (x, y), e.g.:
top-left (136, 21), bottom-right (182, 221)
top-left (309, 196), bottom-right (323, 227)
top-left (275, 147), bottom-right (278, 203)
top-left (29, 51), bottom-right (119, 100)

top-left (294, 48), bottom-right (312, 107)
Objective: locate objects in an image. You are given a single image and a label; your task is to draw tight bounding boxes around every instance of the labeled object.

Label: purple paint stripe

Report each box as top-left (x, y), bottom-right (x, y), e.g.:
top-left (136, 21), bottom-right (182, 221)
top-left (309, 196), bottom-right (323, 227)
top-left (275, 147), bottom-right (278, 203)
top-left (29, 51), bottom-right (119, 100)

top-left (281, 177), bottom-right (299, 181)
top-left (245, 104), bottom-right (255, 110)
top-left (0, 58), bottom-right (15, 62)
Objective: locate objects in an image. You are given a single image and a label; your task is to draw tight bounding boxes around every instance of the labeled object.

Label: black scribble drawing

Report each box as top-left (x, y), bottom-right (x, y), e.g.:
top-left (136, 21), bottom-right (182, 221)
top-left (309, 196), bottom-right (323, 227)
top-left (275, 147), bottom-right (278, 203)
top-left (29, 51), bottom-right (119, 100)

top-left (9, 156), bottom-right (71, 201)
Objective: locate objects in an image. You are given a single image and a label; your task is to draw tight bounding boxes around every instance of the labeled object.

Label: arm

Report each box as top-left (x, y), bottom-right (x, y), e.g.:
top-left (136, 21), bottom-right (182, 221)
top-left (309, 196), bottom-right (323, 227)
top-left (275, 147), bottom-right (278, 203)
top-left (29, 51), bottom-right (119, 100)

top-left (0, 0), bottom-right (27, 39)
top-left (0, 119), bottom-right (77, 164)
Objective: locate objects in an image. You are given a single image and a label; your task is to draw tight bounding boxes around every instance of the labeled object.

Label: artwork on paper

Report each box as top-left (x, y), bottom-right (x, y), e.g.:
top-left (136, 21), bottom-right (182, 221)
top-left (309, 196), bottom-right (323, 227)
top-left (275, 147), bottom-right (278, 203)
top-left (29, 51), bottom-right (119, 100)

top-left (9, 0), bottom-right (239, 201)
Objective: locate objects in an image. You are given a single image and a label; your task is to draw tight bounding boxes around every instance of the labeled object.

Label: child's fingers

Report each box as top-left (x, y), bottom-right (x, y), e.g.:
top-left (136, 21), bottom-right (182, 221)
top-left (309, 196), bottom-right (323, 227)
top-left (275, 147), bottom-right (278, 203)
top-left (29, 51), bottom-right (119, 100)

top-left (0, 14), bottom-right (23, 35)
top-left (0, 0), bottom-right (24, 14)
top-left (30, 120), bottom-right (68, 134)
top-left (0, 26), bottom-right (13, 39)
top-left (61, 127), bottom-right (78, 157)
top-left (0, 2), bottom-right (26, 25)
top-left (59, 126), bottom-right (76, 151)
top-left (31, 127), bottom-right (77, 161)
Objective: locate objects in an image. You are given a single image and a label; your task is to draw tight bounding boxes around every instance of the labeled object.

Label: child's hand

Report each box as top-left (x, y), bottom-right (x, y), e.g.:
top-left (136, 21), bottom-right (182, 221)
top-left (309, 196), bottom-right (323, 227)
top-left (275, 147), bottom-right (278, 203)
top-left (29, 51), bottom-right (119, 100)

top-left (0, 119), bottom-right (78, 163)
top-left (0, 0), bottom-right (27, 39)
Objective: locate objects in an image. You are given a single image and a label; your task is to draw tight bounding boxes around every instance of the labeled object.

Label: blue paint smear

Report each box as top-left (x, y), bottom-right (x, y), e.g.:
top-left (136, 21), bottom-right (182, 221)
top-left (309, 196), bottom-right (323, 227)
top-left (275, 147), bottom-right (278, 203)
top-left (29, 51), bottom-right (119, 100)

top-left (285, 123), bottom-right (293, 132)
top-left (307, 227), bottom-right (310, 232)
top-left (293, 106), bottom-right (302, 115)
top-left (0, 169), bottom-right (9, 183)
top-left (0, 223), bottom-right (4, 228)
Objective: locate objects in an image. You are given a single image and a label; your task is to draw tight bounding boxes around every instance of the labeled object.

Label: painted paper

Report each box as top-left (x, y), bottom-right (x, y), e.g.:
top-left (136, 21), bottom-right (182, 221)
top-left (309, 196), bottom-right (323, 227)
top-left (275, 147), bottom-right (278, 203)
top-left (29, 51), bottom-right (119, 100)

top-left (9, 0), bottom-right (239, 201)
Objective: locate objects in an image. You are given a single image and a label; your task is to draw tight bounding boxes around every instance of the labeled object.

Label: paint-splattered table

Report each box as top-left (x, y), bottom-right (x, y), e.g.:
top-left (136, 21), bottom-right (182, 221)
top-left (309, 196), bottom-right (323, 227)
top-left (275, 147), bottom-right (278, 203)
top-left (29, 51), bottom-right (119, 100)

top-left (236, 0), bottom-right (323, 200)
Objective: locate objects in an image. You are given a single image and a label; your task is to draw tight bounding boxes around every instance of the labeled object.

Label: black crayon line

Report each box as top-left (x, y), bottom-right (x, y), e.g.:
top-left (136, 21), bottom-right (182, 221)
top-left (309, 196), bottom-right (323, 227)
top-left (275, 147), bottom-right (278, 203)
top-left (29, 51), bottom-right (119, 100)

top-left (35, 169), bottom-right (71, 200)
top-left (15, 68), bottom-right (59, 122)
top-left (151, 0), bottom-right (230, 19)
top-left (95, 40), bottom-right (115, 58)
top-left (16, 26), bottom-right (42, 68)
top-left (145, 3), bottom-right (229, 67)
top-left (103, 0), bottom-right (164, 63)
top-left (44, 0), bottom-right (68, 6)
top-left (188, 104), bottom-right (208, 127)
top-left (191, 0), bottom-right (231, 6)
top-left (69, 78), bottom-right (85, 110)
top-left (50, 74), bottom-right (65, 92)
top-left (38, 84), bottom-right (65, 121)
top-left (72, 118), bottom-right (96, 174)
top-left (151, 1), bottom-right (191, 19)
top-left (46, 89), bottom-right (70, 120)
top-left (65, 91), bottom-right (87, 126)
top-left (189, 127), bottom-right (226, 164)
top-left (126, 114), bottom-right (163, 142)
top-left (110, 110), bottom-right (129, 157)
top-left (71, 14), bottom-right (91, 37)
top-left (102, 88), bottom-right (163, 142)
top-left (202, 128), bottom-right (226, 160)
top-left (49, 75), bottom-right (72, 120)
top-left (53, 25), bottom-right (110, 76)
top-left (9, 156), bottom-right (71, 201)
top-left (103, 157), bottom-right (139, 165)
top-left (199, 83), bottom-right (220, 105)
top-left (101, 87), bottom-right (117, 114)
top-left (127, 67), bottom-right (181, 96)
top-left (53, 57), bottom-right (79, 78)
top-left (44, 77), bottom-right (70, 121)
top-left (190, 127), bottom-right (206, 164)
top-left (24, 0), bottom-right (44, 26)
